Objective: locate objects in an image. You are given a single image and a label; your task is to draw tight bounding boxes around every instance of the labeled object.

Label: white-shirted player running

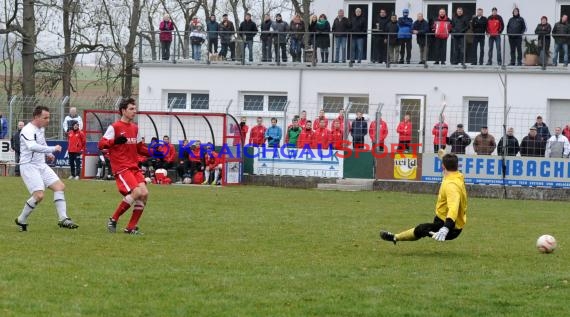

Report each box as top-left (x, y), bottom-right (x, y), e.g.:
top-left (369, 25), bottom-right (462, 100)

top-left (15, 106), bottom-right (79, 231)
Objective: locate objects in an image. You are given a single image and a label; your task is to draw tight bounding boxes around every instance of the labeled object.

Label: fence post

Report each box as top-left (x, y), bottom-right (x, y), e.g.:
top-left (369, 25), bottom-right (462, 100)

top-left (344, 102), bottom-right (353, 141)
top-left (282, 101), bottom-right (290, 141)
top-left (8, 96), bottom-right (17, 139)
top-left (172, 34), bottom-right (177, 64)
top-left (59, 96), bottom-right (70, 140)
top-left (438, 103), bottom-right (447, 152)
top-left (167, 97), bottom-right (177, 141)
top-left (375, 103), bottom-right (384, 153)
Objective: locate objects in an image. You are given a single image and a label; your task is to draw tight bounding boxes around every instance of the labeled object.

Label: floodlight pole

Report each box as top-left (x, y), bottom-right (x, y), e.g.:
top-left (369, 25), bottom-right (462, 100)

top-left (60, 96), bottom-right (70, 140)
top-left (344, 102), bottom-right (353, 140)
top-left (438, 102), bottom-right (447, 152)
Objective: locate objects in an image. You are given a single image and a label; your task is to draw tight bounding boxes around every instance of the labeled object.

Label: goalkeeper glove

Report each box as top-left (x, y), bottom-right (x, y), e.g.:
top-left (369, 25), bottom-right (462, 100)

top-left (432, 227), bottom-right (449, 242)
top-left (114, 135), bottom-right (128, 145)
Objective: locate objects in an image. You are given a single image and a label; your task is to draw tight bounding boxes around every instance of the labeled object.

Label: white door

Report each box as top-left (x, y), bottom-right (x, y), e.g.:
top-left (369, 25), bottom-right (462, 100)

top-left (397, 95), bottom-right (426, 153)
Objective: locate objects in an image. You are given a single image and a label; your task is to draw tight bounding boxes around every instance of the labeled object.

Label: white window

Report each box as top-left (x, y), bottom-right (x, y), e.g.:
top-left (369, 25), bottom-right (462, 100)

top-left (320, 95), bottom-right (370, 115)
top-left (466, 98), bottom-right (488, 132)
top-left (241, 92), bottom-right (288, 112)
top-left (166, 92), bottom-right (210, 111)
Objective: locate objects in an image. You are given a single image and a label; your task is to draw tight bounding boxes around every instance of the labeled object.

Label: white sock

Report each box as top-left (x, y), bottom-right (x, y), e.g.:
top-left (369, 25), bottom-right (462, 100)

top-left (18, 197), bottom-right (38, 224)
top-left (214, 169), bottom-right (220, 182)
top-left (204, 170), bottom-right (210, 182)
top-left (54, 191), bottom-right (68, 221)
top-left (96, 168), bottom-right (102, 177)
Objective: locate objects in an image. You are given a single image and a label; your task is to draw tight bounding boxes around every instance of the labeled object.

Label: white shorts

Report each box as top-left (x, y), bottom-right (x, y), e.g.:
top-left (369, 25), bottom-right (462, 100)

top-left (20, 164), bottom-right (60, 194)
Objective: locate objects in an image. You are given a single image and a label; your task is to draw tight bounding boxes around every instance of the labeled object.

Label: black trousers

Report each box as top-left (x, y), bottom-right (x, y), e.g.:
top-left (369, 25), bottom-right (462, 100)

top-left (14, 151), bottom-right (20, 176)
top-left (161, 41), bottom-right (171, 60)
top-left (433, 144), bottom-right (446, 152)
top-left (509, 36), bottom-right (522, 65)
top-left (262, 39), bottom-right (272, 62)
top-left (68, 152), bottom-right (81, 177)
top-left (452, 35), bottom-right (465, 64)
top-left (414, 216), bottom-right (462, 240)
top-left (472, 35), bottom-right (485, 64)
top-left (208, 39), bottom-right (218, 53)
top-left (434, 38), bottom-right (447, 63)
top-left (399, 38), bottom-right (412, 62)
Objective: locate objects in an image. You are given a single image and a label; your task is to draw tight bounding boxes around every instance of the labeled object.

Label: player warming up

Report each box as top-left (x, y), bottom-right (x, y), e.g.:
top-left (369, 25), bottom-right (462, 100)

top-left (98, 98), bottom-right (150, 235)
top-left (380, 151), bottom-right (467, 244)
top-left (15, 106), bottom-right (79, 231)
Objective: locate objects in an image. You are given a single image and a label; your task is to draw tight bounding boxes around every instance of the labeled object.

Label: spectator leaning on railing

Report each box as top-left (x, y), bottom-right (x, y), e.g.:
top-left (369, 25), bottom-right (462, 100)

top-left (206, 15), bottom-right (219, 54)
top-left (551, 15), bottom-right (569, 67)
top-left (451, 7), bottom-right (469, 65)
top-left (497, 127), bottom-right (520, 156)
top-left (189, 18), bottom-right (206, 61)
top-left (413, 13), bottom-right (430, 64)
top-left (260, 14), bottom-right (273, 62)
top-left (372, 9), bottom-right (389, 64)
top-left (239, 13), bottom-right (258, 62)
top-left (332, 9), bottom-right (350, 63)
top-left (397, 9), bottom-right (413, 64)
top-left (271, 13), bottom-right (289, 63)
top-left (534, 16), bottom-right (552, 64)
top-left (520, 127), bottom-right (546, 157)
top-left (471, 8), bottom-right (487, 65)
top-left (506, 8), bottom-right (527, 66)
top-left (159, 14), bottom-right (175, 61)
top-left (486, 7), bottom-right (504, 66)
top-left (289, 15), bottom-right (305, 63)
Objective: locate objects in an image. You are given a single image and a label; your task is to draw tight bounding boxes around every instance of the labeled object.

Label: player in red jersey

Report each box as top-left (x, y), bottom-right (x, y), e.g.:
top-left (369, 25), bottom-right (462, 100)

top-left (330, 119), bottom-right (344, 149)
top-left (98, 98), bottom-right (150, 235)
top-left (249, 117), bottom-right (267, 146)
top-left (297, 120), bottom-right (315, 148)
top-left (313, 120), bottom-right (331, 149)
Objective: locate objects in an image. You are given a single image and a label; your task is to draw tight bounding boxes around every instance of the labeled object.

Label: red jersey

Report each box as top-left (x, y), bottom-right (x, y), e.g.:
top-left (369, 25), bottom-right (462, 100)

top-left (369, 120), bottom-right (389, 143)
top-left (249, 125), bottom-right (267, 146)
top-left (333, 116), bottom-right (344, 130)
top-left (330, 128), bottom-right (343, 149)
top-left (204, 151), bottom-right (221, 169)
top-left (189, 147), bottom-right (202, 162)
top-left (297, 129), bottom-right (314, 148)
top-left (313, 117), bottom-right (329, 130)
top-left (67, 129), bottom-right (86, 153)
top-left (313, 127), bottom-right (331, 148)
top-left (159, 142), bottom-right (176, 163)
top-left (98, 120), bottom-right (149, 174)
top-left (397, 120), bottom-right (413, 141)
top-left (432, 122), bottom-right (449, 145)
top-left (298, 118), bottom-right (307, 128)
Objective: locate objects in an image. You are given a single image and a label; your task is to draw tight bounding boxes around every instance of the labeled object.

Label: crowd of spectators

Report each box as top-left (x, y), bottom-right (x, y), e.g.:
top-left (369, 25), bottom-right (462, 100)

top-left (157, 6), bottom-right (570, 65)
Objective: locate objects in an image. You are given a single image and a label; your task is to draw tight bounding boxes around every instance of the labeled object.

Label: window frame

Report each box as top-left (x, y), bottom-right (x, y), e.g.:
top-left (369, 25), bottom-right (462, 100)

top-left (164, 91), bottom-right (210, 112)
top-left (465, 97), bottom-right (489, 133)
top-left (240, 92), bottom-right (288, 115)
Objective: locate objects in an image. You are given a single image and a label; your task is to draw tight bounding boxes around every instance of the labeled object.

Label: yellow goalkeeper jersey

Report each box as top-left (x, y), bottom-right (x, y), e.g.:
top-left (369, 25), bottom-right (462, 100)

top-left (435, 171), bottom-right (467, 229)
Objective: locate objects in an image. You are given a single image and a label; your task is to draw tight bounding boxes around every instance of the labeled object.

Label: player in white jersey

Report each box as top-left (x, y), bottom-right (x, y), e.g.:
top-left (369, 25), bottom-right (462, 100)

top-left (15, 106), bottom-right (79, 231)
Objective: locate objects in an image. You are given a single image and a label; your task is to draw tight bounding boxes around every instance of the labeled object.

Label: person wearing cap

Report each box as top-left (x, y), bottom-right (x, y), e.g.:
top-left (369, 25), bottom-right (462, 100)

top-left (350, 8), bottom-right (367, 64)
top-left (447, 124), bottom-right (471, 154)
top-left (506, 8), bottom-right (526, 66)
top-left (473, 126), bottom-right (496, 155)
top-left (271, 13), bottom-right (289, 63)
top-left (486, 7), bottom-right (504, 65)
top-left (397, 8), bottom-right (413, 64)
top-left (534, 16), bottom-right (552, 65)
top-left (551, 15), bottom-right (569, 67)
top-left (451, 7), bottom-right (469, 65)
top-left (545, 127), bottom-right (570, 158)
top-left (471, 8), bottom-right (488, 65)
top-left (520, 126), bottom-right (546, 157)
top-left (497, 127), bottom-right (520, 156)
top-left (532, 115), bottom-right (551, 142)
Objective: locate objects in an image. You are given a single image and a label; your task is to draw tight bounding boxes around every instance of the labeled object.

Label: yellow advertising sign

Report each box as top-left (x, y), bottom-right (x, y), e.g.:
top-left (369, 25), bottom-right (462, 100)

top-left (393, 153), bottom-right (417, 179)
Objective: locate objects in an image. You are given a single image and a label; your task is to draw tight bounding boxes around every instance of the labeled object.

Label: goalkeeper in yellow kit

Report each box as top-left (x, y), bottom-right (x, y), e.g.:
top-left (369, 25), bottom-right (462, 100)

top-left (380, 152), bottom-right (467, 243)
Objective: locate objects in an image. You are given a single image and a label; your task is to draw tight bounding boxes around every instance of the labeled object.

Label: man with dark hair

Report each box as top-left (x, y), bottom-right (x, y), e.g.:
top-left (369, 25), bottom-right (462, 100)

top-left (98, 98), bottom-right (150, 235)
top-left (264, 117), bottom-right (282, 147)
top-left (451, 7), bottom-right (469, 65)
top-left (471, 8), bottom-right (487, 65)
top-left (506, 8), bottom-right (526, 66)
top-left (10, 121), bottom-right (25, 176)
top-left (15, 106), bottom-right (79, 231)
top-left (380, 151), bottom-right (467, 244)
top-left (239, 13), bottom-right (258, 62)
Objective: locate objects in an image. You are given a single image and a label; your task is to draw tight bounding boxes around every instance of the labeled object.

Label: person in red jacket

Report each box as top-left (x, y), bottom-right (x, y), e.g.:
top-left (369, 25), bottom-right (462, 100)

top-left (99, 98), bottom-right (150, 235)
top-left (67, 122), bottom-right (86, 180)
top-left (202, 145), bottom-right (222, 185)
top-left (486, 7), bottom-right (504, 65)
top-left (298, 110), bottom-right (308, 128)
top-left (231, 117), bottom-right (249, 146)
top-left (369, 118), bottom-right (389, 152)
top-left (396, 113), bottom-right (413, 152)
top-left (563, 123), bottom-right (570, 139)
top-left (155, 135), bottom-right (176, 169)
top-left (248, 117), bottom-right (266, 146)
top-left (330, 120), bottom-right (344, 149)
top-left (334, 109), bottom-right (345, 130)
top-left (297, 120), bottom-right (315, 148)
top-left (432, 8), bottom-right (452, 64)
top-left (313, 109), bottom-right (328, 130)
top-left (432, 120), bottom-right (449, 152)
top-left (159, 14), bottom-right (175, 60)
top-left (313, 120), bottom-right (331, 149)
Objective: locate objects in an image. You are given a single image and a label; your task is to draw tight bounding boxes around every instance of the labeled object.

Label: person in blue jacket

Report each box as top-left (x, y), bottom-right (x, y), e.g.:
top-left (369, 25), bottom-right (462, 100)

top-left (397, 9), bottom-right (413, 64)
top-left (265, 117), bottom-right (282, 147)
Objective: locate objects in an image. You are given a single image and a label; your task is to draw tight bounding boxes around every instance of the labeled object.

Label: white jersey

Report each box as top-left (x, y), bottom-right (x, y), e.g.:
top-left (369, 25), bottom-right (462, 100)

top-left (19, 122), bottom-right (57, 166)
top-left (62, 115), bottom-right (83, 132)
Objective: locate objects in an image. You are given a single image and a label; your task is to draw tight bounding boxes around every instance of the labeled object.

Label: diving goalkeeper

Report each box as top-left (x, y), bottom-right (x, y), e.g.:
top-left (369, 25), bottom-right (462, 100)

top-left (380, 152), bottom-right (467, 243)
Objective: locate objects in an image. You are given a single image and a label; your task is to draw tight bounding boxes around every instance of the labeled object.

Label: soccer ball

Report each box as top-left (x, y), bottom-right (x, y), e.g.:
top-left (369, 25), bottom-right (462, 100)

top-left (145, 177), bottom-right (152, 184)
top-left (536, 235), bottom-right (557, 253)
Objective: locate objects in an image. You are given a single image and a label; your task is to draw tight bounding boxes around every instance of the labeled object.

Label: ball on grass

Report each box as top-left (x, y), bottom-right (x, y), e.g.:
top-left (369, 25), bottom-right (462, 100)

top-left (536, 234), bottom-right (557, 254)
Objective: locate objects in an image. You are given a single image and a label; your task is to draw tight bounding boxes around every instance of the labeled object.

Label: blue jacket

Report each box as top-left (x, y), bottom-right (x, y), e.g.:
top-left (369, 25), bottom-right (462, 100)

top-left (0, 116), bottom-right (7, 139)
top-left (206, 20), bottom-right (219, 39)
top-left (265, 125), bottom-right (282, 146)
top-left (397, 16), bottom-right (413, 39)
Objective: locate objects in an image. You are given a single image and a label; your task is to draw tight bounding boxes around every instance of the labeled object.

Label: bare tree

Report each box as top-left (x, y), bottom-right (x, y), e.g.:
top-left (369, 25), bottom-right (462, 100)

top-left (1, 1), bottom-right (21, 102)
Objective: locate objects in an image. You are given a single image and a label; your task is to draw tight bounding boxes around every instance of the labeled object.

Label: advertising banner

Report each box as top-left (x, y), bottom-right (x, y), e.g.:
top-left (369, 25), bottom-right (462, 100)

top-left (253, 146), bottom-right (344, 178)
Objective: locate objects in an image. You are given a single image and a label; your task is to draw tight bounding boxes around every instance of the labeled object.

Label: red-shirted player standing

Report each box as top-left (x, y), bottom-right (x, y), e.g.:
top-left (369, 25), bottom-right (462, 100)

top-left (98, 98), bottom-right (150, 235)
top-left (249, 117), bottom-right (267, 146)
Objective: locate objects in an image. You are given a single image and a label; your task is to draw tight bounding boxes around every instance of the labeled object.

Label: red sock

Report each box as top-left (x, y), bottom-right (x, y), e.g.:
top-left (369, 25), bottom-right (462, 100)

top-left (112, 196), bottom-right (134, 221)
top-left (126, 202), bottom-right (144, 230)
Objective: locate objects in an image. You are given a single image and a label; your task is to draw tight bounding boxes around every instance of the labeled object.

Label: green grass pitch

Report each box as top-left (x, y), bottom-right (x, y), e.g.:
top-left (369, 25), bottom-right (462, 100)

top-left (1, 177), bottom-right (568, 317)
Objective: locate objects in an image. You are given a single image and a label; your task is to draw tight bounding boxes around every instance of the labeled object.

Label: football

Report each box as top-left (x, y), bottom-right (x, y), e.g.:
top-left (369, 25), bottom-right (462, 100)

top-left (536, 234), bottom-right (557, 253)
top-left (145, 177), bottom-right (152, 184)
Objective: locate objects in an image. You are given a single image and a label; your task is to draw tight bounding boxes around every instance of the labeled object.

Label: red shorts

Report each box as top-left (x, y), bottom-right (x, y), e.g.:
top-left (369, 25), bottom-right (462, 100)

top-left (115, 169), bottom-right (145, 196)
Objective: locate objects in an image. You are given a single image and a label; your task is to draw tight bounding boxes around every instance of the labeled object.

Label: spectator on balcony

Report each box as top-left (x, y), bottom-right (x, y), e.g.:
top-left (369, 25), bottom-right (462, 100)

top-left (520, 127), bottom-right (546, 157)
top-left (298, 110), bottom-right (308, 128)
top-left (451, 7), bottom-right (469, 65)
top-left (285, 117), bottom-right (302, 148)
top-left (290, 15), bottom-right (305, 63)
top-left (397, 9), bottom-right (413, 64)
top-left (447, 124), bottom-right (471, 154)
top-left (486, 7), bottom-right (504, 66)
top-left (315, 14), bottom-right (331, 63)
top-left (369, 118), bottom-right (388, 152)
top-left (313, 120), bottom-right (331, 149)
top-left (433, 8), bottom-right (452, 65)
top-left (206, 15), bottom-right (219, 54)
top-left (62, 107), bottom-right (83, 133)
top-left (545, 127), bottom-right (570, 158)
top-left (297, 120), bottom-right (314, 148)
top-left (261, 14), bottom-right (273, 62)
top-left (330, 120), bottom-right (344, 149)
top-left (535, 16), bottom-right (552, 65)
top-left (473, 126), bottom-right (496, 155)
top-left (67, 122), bottom-right (86, 180)
top-left (387, 14), bottom-right (400, 64)
top-left (249, 117), bottom-right (266, 146)
top-left (239, 13), bottom-right (258, 63)
top-left (551, 15), bottom-right (569, 67)
top-left (219, 14), bottom-right (236, 61)
top-left (532, 115), bottom-right (551, 142)
top-left (265, 117), bottom-right (282, 147)
top-left (350, 8), bottom-right (367, 64)
top-left (397, 113), bottom-right (413, 152)
top-left (332, 9), bottom-right (350, 63)
top-left (432, 119), bottom-right (449, 152)
top-left (471, 8), bottom-right (487, 65)
top-left (497, 127), bottom-right (520, 157)
top-left (159, 14), bottom-right (175, 61)
top-left (350, 111), bottom-right (367, 149)
top-left (313, 109), bottom-right (328, 130)
top-left (413, 13), bottom-right (430, 64)
top-left (372, 9), bottom-right (390, 63)
top-left (506, 8), bottom-right (526, 66)
top-left (308, 15), bottom-right (318, 47)
top-left (190, 18), bottom-right (207, 61)
top-left (272, 13), bottom-right (289, 63)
